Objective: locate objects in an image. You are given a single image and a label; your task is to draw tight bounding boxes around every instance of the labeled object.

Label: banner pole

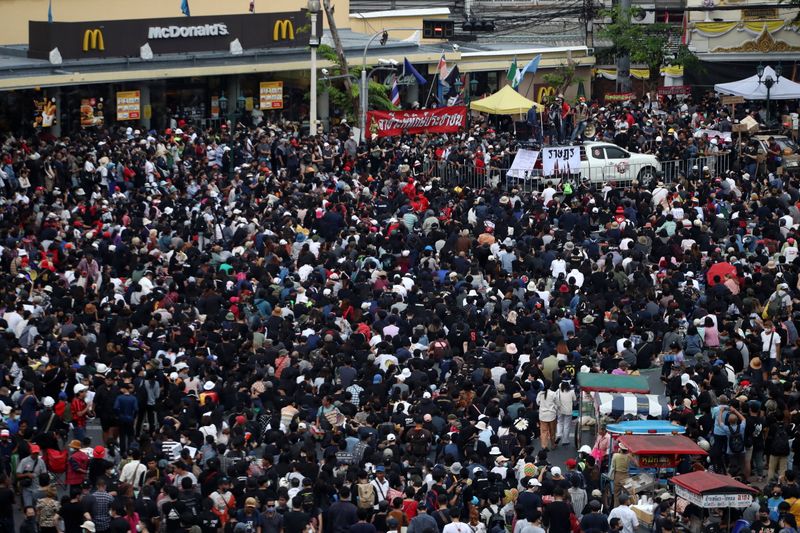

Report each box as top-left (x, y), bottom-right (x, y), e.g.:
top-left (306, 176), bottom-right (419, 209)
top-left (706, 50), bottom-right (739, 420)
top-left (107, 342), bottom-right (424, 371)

top-left (424, 73), bottom-right (439, 109)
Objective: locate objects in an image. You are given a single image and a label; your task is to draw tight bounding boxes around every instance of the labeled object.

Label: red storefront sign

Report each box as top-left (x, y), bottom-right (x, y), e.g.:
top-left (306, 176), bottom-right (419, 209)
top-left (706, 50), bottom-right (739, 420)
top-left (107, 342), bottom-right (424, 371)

top-left (368, 106), bottom-right (467, 137)
top-left (658, 85), bottom-right (692, 96)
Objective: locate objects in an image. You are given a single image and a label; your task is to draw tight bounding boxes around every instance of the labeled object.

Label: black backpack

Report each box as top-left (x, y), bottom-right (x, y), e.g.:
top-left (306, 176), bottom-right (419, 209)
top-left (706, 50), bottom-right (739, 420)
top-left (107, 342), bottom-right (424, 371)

top-left (771, 423), bottom-right (791, 456)
top-left (728, 425), bottom-right (745, 454)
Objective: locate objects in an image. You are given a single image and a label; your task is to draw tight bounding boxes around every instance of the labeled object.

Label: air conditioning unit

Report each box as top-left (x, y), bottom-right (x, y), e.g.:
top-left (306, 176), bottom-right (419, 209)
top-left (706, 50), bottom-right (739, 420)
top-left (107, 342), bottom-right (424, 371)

top-left (632, 5), bottom-right (656, 24)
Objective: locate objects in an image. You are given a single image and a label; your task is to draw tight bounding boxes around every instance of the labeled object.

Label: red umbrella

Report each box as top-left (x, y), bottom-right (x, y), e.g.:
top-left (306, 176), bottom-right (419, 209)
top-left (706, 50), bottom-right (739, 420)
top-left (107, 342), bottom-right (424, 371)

top-left (706, 262), bottom-right (736, 285)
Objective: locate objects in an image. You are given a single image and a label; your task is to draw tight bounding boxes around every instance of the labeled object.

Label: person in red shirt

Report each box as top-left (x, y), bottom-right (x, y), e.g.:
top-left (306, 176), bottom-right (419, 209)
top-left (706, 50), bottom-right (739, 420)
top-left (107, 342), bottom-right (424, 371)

top-left (71, 384), bottom-right (91, 441)
top-left (65, 439), bottom-right (88, 489)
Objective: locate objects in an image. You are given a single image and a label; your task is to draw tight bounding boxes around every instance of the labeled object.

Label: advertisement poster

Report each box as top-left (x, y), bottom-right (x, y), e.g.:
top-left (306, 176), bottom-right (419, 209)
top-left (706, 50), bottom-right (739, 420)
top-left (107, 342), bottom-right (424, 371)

top-left (367, 106), bottom-right (467, 137)
top-left (116, 90), bottom-right (141, 121)
top-left (211, 96), bottom-right (220, 119)
top-left (33, 97), bottom-right (57, 128)
top-left (542, 146), bottom-right (581, 176)
top-left (80, 98), bottom-right (104, 127)
top-left (259, 81), bottom-right (284, 109)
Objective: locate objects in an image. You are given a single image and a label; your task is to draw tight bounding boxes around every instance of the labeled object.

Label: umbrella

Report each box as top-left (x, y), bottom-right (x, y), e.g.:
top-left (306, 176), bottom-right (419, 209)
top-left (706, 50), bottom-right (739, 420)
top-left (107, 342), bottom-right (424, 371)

top-left (706, 262), bottom-right (736, 285)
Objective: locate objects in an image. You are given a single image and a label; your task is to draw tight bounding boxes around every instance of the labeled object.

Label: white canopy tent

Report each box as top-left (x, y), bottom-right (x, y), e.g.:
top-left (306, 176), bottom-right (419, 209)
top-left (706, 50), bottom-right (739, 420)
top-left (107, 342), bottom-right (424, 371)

top-left (714, 66), bottom-right (800, 100)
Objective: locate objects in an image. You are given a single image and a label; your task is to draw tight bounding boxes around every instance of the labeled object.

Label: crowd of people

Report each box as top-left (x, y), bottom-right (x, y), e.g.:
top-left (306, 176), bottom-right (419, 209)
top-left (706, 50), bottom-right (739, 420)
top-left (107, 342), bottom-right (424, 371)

top-left (0, 90), bottom-right (797, 533)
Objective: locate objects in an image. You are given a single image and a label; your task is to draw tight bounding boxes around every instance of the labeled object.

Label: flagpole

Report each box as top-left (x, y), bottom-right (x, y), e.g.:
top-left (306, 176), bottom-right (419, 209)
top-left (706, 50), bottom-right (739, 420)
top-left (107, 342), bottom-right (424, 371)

top-left (424, 72), bottom-right (439, 109)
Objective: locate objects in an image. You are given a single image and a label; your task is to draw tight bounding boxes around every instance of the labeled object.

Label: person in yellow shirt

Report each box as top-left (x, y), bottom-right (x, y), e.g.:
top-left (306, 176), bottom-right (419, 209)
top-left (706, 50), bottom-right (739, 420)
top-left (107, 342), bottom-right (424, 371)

top-left (610, 441), bottom-right (632, 506)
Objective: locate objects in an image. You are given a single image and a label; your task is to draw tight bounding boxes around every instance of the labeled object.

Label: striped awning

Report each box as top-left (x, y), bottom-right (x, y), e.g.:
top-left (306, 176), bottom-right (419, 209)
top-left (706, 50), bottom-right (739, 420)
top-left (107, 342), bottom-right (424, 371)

top-left (594, 392), bottom-right (669, 419)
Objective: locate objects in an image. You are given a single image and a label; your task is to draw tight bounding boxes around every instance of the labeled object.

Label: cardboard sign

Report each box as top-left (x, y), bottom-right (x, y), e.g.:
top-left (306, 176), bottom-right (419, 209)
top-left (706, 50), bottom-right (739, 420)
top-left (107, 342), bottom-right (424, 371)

top-left (722, 95), bottom-right (745, 105)
top-left (658, 85), bottom-right (691, 96)
top-left (507, 149), bottom-right (540, 178)
top-left (604, 92), bottom-right (636, 102)
top-left (542, 146), bottom-right (580, 176)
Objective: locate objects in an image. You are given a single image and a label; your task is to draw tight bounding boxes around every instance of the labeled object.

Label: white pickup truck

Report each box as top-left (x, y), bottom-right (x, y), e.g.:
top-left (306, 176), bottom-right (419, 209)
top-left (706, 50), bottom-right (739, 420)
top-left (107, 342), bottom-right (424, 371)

top-left (579, 142), bottom-right (661, 186)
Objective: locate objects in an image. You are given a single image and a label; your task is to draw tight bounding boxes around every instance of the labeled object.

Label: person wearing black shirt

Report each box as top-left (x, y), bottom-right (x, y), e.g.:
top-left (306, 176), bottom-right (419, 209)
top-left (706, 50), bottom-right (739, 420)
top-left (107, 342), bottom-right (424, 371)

top-left (109, 505), bottom-right (131, 533)
top-left (751, 506), bottom-right (778, 533)
top-left (543, 487), bottom-right (572, 533)
top-left (283, 496), bottom-right (311, 533)
top-left (326, 486), bottom-right (358, 533)
top-left (198, 498), bottom-right (222, 533)
top-left (161, 486), bottom-right (188, 533)
top-left (349, 509), bottom-right (378, 533)
top-left (580, 501), bottom-right (609, 533)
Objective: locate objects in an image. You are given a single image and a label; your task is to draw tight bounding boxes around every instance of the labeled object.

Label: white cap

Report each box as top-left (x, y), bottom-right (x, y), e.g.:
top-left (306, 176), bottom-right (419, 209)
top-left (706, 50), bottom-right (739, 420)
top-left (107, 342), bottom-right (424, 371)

top-left (73, 384), bottom-right (88, 394)
top-left (550, 466), bottom-right (562, 476)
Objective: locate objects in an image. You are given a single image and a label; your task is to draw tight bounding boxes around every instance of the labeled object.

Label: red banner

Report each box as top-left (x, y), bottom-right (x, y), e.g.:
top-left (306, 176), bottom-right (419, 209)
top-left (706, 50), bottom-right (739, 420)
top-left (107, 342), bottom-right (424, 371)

top-left (658, 85), bottom-right (691, 96)
top-left (367, 106), bottom-right (467, 137)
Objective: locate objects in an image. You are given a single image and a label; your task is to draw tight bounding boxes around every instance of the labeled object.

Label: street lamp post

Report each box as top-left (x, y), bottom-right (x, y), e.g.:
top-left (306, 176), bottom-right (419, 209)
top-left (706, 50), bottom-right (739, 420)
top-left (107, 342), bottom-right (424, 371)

top-left (359, 27), bottom-right (420, 141)
top-left (756, 63), bottom-right (782, 126)
top-left (308, 0), bottom-right (321, 135)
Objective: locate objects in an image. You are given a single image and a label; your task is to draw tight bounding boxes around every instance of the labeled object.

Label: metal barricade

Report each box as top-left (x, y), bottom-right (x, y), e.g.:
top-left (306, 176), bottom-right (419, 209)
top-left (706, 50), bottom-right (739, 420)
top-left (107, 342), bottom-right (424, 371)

top-left (420, 151), bottom-right (733, 191)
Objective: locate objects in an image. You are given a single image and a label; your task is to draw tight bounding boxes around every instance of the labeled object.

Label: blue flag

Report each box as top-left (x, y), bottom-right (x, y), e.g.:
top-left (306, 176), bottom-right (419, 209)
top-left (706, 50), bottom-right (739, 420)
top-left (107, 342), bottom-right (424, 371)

top-left (47, 0), bottom-right (53, 23)
top-left (181, 0), bottom-right (190, 16)
top-left (521, 55), bottom-right (541, 77)
top-left (404, 58), bottom-right (427, 85)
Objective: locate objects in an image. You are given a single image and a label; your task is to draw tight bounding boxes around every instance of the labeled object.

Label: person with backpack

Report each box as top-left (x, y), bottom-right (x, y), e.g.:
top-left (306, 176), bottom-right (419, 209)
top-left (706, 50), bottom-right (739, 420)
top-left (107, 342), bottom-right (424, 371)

top-left (356, 471), bottom-right (377, 511)
top-left (719, 405), bottom-right (747, 476)
top-left (768, 413), bottom-right (792, 482)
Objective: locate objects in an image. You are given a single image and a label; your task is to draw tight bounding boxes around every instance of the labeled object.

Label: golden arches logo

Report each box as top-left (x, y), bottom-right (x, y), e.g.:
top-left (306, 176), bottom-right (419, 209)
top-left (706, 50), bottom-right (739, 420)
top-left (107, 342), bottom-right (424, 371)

top-left (537, 86), bottom-right (556, 104)
top-left (82, 29), bottom-right (104, 52)
top-left (273, 19), bottom-right (295, 41)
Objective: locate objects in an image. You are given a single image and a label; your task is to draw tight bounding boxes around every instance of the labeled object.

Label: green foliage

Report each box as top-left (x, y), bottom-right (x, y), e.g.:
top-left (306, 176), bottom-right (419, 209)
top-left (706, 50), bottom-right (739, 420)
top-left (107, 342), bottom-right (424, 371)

top-left (598, 6), bottom-right (677, 78)
top-left (671, 44), bottom-right (705, 76)
top-left (541, 61), bottom-right (576, 97)
top-left (317, 44), bottom-right (396, 121)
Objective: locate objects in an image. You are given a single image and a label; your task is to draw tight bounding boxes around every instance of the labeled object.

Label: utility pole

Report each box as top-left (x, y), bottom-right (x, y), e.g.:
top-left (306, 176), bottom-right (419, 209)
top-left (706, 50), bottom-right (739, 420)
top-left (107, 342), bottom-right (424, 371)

top-left (616, 0), bottom-right (632, 92)
top-left (583, 0), bottom-right (595, 48)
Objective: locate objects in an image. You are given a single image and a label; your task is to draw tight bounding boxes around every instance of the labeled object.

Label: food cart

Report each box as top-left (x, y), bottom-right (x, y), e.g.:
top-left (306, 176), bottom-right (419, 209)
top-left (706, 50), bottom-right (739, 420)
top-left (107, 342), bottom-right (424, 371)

top-left (601, 433), bottom-right (707, 518)
top-left (670, 471), bottom-right (758, 531)
top-left (576, 373), bottom-right (650, 447)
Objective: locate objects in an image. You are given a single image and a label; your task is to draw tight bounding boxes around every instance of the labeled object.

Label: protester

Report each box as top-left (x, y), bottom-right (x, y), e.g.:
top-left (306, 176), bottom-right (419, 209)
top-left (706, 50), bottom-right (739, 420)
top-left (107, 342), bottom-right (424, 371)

top-left (0, 91), bottom-right (796, 533)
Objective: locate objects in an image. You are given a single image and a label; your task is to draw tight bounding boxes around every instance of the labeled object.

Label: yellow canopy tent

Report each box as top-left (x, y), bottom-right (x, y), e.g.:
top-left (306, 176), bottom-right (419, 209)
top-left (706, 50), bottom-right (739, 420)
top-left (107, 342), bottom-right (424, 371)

top-left (470, 85), bottom-right (544, 115)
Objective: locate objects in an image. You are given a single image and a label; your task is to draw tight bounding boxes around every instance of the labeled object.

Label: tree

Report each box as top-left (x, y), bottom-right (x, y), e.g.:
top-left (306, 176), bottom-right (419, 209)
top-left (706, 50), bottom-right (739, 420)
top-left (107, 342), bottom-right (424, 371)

top-left (598, 6), bottom-right (680, 90)
top-left (316, 45), bottom-right (395, 123)
top-left (541, 58), bottom-right (577, 100)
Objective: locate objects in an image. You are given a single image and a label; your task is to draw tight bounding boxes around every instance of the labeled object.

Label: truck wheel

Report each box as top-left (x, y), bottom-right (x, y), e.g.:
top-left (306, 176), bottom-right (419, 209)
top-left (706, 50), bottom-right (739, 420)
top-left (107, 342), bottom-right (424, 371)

top-left (637, 166), bottom-right (657, 188)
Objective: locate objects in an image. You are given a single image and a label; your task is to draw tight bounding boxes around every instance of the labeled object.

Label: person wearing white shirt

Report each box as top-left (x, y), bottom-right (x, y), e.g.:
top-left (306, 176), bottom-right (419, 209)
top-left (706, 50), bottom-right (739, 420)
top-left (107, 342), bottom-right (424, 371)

top-left (3, 307), bottom-right (23, 334)
top-left (550, 257), bottom-right (567, 278)
top-left (608, 495), bottom-right (638, 533)
top-left (371, 467), bottom-right (390, 506)
top-left (119, 450), bottom-right (147, 488)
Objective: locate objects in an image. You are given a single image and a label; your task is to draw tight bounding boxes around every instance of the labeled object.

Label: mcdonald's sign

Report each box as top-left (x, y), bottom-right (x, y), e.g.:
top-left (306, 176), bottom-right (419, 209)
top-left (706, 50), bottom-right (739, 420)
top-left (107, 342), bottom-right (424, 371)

top-left (29, 12), bottom-right (315, 60)
top-left (537, 86), bottom-right (555, 104)
top-left (82, 28), bottom-right (104, 52)
top-left (273, 19), bottom-right (294, 41)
